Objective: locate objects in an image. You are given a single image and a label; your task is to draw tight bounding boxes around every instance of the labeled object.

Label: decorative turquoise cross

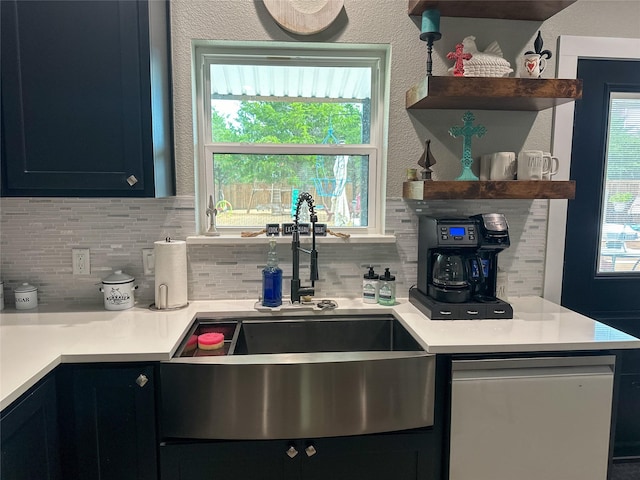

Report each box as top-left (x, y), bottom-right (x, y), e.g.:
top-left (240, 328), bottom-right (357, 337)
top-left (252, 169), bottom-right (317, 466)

top-left (449, 111), bottom-right (486, 181)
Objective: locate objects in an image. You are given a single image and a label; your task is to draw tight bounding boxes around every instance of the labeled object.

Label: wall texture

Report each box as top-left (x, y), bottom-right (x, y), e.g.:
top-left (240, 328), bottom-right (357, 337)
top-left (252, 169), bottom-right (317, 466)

top-left (170, 0), bottom-right (640, 196)
top-left (1, 1), bottom-right (639, 307)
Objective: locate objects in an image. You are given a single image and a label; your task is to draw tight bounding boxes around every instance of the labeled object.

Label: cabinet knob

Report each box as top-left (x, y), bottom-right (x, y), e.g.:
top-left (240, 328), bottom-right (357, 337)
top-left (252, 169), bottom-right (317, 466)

top-left (136, 374), bottom-right (149, 388)
top-left (305, 445), bottom-right (317, 457)
top-left (126, 175), bottom-right (138, 186)
top-left (286, 446), bottom-right (298, 458)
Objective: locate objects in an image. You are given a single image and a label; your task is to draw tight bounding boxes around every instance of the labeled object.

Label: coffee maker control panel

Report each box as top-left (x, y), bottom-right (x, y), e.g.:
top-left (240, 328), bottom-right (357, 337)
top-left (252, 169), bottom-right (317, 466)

top-left (437, 222), bottom-right (478, 246)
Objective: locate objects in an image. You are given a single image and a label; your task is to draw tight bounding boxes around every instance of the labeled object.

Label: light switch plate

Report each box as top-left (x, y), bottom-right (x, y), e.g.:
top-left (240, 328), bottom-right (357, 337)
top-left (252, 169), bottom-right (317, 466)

top-left (142, 248), bottom-right (154, 275)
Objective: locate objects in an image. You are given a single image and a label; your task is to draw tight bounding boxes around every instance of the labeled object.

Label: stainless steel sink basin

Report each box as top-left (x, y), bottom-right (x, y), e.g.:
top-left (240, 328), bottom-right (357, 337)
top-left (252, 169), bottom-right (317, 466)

top-left (160, 314), bottom-right (435, 440)
top-left (233, 316), bottom-right (422, 354)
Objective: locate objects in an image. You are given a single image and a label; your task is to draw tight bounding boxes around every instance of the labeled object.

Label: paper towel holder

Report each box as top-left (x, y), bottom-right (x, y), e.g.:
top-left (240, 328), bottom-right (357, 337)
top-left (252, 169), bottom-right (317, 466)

top-left (150, 281), bottom-right (189, 311)
top-left (149, 300), bottom-right (189, 311)
top-left (150, 237), bottom-right (189, 311)
top-left (158, 284), bottom-right (168, 309)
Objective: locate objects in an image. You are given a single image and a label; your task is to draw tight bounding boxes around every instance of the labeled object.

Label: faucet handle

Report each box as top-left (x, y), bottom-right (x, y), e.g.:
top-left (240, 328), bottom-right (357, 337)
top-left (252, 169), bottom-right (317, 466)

top-left (297, 287), bottom-right (315, 299)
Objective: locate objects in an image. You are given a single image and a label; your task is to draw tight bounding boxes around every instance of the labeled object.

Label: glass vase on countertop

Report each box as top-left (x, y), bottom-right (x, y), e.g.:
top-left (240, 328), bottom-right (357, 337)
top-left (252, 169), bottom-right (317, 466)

top-left (262, 238), bottom-right (283, 307)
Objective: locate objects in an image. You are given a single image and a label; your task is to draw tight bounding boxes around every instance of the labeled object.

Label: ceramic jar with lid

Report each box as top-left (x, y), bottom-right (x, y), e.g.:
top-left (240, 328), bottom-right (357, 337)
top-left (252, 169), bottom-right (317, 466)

top-left (100, 270), bottom-right (138, 310)
top-left (15, 282), bottom-right (38, 310)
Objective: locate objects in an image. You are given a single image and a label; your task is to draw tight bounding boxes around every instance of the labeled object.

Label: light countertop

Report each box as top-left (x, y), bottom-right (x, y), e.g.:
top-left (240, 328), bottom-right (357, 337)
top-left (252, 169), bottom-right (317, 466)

top-left (1, 296), bottom-right (639, 411)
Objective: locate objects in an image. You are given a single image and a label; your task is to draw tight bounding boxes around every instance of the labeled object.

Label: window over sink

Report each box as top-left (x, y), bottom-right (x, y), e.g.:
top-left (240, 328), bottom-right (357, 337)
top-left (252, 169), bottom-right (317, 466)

top-left (193, 41), bottom-right (390, 237)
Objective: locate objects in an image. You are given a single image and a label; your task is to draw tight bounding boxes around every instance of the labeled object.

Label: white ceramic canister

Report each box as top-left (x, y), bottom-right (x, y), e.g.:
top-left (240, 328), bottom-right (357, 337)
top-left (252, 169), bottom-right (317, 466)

top-left (15, 282), bottom-right (38, 310)
top-left (100, 270), bottom-right (138, 311)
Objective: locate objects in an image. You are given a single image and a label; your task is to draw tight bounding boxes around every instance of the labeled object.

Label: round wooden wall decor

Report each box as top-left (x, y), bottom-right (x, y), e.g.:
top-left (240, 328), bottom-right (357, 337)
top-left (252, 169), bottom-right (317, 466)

top-left (263, 0), bottom-right (345, 35)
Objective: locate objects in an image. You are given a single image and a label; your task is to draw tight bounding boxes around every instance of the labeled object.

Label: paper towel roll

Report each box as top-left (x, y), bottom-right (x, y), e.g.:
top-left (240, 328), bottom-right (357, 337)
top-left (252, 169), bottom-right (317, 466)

top-left (154, 239), bottom-right (188, 309)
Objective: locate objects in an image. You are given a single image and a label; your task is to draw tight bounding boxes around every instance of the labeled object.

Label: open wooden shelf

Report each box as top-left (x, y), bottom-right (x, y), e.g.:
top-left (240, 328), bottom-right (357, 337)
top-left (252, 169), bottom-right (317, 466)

top-left (408, 1), bottom-right (576, 21)
top-left (406, 76), bottom-right (582, 111)
top-left (402, 180), bottom-right (576, 200)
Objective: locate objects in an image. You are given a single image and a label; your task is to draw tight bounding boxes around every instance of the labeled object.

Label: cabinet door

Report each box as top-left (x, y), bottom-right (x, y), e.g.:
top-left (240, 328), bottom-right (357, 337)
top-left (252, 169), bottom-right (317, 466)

top-left (615, 372), bottom-right (640, 457)
top-left (0, 375), bottom-right (60, 480)
top-left (71, 365), bottom-right (157, 480)
top-left (299, 430), bottom-right (440, 480)
top-left (611, 349), bottom-right (640, 457)
top-left (160, 432), bottom-right (439, 480)
top-left (0, 0), bottom-right (173, 197)
top-left (160, 440), bottom-right (297, 480)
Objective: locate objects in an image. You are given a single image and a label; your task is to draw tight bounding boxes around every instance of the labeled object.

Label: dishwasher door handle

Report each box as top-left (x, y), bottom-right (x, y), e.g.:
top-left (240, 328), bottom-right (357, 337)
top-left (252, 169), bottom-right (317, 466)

top-left (452, 355), bottom-right (615, 372)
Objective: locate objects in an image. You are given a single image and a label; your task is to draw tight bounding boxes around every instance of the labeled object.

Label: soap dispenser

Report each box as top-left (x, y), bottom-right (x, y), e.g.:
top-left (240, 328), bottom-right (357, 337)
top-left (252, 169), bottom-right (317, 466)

top-left (378, 268), bottom-right (396, 306)
top-left (262, 239), bottom-right (283, 307)
top-left (363, 266), bottom-right (379, 304)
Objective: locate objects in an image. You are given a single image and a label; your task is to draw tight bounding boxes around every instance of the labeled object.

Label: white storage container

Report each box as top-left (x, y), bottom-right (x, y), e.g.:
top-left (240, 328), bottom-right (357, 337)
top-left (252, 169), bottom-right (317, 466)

top-left (100, 270), bottom-right (137, 310)
top-left (14, 283), bottom-right (38, 310)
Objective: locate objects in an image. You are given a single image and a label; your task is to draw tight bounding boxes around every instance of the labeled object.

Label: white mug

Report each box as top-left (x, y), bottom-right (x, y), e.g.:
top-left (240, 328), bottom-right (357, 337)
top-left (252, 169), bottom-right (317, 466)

top-left (521, 54), bottom-right (547, 78)
top-left (480, 154), bottom-right (492, 181)
top-left (517, 150), bottom-right (557, 180)
top-left (488, 152), bottom-right (516, 180)
top-left (542, 154), bottom-right (560, 180)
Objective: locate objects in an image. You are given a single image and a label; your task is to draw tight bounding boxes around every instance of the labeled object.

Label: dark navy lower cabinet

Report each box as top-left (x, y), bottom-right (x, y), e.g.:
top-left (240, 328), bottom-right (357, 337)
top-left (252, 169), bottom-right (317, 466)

top-left (160, 429), bottom-right (439, 480)
top-left (160, 439), bottom-right (297, 480)
top-left (1, 0), bottom-right (174, 197)
top-left (0, 375), bottom-right (61, 480)
top-left (58, 364), bottom-right (158, 480)
top-left (614, 349), bottom-right (640, 458)
top-left (299, 430), bottom-right (439, 480)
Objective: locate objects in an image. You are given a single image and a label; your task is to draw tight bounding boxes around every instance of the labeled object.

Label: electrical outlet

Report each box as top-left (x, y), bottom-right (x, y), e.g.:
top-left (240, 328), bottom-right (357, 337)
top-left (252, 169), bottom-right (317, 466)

top-left (72, 249), bottom-right (90, 275)
top-left (142, 248), bottom-right (155, 275)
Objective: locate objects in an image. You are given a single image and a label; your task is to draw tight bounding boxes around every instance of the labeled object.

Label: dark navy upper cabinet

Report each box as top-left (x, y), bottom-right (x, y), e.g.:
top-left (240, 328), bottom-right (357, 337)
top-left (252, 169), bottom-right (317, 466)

top-left (1, 0), bottom-right (174, 197)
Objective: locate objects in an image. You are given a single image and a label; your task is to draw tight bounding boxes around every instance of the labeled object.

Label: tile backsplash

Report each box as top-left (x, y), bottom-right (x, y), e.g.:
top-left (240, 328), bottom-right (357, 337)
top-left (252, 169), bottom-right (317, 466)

top-left (0, 197), bottom-right (548, 307)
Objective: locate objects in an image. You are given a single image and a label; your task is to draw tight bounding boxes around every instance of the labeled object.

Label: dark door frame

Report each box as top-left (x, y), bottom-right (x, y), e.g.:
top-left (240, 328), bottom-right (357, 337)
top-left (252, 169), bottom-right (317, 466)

top-left (544, 35), bottom-right (640, 303)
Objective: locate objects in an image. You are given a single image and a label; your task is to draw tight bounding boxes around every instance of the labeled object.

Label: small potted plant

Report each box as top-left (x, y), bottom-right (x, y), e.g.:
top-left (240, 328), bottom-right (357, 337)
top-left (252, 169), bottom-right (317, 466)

top-left (609, 192), bottom-right (634, 212)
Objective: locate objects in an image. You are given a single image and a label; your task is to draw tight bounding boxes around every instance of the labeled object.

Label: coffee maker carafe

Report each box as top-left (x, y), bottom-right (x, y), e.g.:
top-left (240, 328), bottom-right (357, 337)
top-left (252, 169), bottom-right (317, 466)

top-left (430, 251), bottom-right (484, 303)
top-left (410, 214), bottom-right (513, 320)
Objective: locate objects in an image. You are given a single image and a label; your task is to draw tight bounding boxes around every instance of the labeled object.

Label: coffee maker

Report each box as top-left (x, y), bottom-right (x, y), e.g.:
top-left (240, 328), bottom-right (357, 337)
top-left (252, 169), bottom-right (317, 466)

top-left (409, 213), bottom-right (513, 319)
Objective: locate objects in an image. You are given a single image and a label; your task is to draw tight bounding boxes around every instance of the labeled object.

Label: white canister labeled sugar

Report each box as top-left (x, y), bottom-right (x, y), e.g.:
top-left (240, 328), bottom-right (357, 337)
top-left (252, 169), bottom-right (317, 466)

top-left (15, 283), bottom-right (38, 310)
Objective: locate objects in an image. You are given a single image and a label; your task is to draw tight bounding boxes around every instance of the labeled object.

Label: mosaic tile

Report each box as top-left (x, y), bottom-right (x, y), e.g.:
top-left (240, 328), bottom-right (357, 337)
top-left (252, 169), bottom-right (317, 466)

top-left (0, 197), bottom-right (547, 305)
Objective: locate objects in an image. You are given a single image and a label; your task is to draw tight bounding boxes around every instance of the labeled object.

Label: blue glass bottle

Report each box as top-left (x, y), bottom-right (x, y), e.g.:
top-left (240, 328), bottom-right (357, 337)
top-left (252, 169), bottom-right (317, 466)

top-left (262, 239), bottom-right (282, 307)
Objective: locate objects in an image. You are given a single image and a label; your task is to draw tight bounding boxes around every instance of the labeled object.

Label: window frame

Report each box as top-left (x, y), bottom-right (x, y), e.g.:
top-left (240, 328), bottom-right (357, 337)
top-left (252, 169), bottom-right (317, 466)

top-left (193, 41), bottom-right (389, 237)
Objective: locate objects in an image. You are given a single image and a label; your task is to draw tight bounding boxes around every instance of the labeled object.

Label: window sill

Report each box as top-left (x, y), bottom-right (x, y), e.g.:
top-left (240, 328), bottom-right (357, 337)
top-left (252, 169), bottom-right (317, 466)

top-left (186, 234), bottom-right (397, 245)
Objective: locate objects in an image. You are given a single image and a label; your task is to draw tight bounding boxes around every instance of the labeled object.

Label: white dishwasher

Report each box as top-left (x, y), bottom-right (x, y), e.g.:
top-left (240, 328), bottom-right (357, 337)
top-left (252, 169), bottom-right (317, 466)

top-left (449, 356), bottom-right (615, 480)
